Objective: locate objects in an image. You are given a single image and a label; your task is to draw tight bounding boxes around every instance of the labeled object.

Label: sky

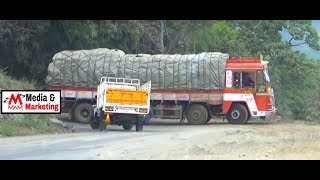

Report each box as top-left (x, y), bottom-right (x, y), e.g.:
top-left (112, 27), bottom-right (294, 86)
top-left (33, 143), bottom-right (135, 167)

top-left (291, 20), bottom-right (320, 60)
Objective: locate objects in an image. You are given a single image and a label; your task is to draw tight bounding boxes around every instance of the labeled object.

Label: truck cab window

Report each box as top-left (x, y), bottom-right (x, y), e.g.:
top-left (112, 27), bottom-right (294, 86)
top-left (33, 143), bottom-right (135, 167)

top-left (257, 71), bottom-right (265, 92)
top-left (242, 72), bottom-right (254, 89)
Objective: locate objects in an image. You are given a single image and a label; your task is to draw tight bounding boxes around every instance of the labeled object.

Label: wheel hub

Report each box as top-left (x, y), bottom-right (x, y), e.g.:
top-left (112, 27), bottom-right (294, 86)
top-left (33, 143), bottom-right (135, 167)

top-left (81, 109), bottom-right (89, 118)
top-left (192, 109), bottom-right (201, 120)
top-left (231, 110), bottom-right (240, 119)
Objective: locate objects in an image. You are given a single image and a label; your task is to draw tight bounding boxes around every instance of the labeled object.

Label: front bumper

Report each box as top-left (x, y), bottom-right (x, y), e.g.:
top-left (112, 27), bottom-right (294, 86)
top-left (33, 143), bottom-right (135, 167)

top-left (265, 107), bottom-right (277, 119)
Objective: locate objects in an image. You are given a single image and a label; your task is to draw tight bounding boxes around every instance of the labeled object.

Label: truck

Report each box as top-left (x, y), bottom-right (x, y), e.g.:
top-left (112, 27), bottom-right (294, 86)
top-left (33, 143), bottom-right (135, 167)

top-left (90, 76), bottom-right (151, 131)
top-left (45, 48), bottom-right (276, 127)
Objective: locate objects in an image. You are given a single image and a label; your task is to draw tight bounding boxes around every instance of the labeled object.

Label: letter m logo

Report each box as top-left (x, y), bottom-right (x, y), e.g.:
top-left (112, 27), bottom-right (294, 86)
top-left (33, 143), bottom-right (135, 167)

top-left (8, 94), bottom-right (22, 106)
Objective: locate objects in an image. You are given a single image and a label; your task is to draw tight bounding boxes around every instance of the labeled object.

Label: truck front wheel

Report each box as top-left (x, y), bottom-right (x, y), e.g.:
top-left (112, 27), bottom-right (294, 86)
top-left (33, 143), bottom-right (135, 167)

top-left (186, 104), bottom-right (208, 125)
top-left (226, 104), bottom-right (248, 124)
top-left (90, 119), bottom-right (100, 129)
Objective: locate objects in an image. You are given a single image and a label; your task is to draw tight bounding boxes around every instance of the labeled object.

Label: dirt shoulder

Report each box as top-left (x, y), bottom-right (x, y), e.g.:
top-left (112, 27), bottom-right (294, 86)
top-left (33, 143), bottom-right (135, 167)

top-left (97, 120), bottom-right (320, 160)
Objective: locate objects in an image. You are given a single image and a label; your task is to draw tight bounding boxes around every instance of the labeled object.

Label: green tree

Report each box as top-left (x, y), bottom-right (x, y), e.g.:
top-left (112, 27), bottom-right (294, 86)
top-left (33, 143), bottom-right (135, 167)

top-left (189, 20), bottom-right (239, 53)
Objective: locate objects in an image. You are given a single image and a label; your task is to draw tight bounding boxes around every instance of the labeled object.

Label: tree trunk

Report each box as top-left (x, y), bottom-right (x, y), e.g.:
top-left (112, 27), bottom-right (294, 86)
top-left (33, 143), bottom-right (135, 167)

top-left (159, 20), bottom-right (165, 53)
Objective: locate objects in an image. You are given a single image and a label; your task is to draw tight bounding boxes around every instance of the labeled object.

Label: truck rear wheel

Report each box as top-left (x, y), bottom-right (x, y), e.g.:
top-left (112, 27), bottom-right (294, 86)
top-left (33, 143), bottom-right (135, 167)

top-left (226, 104), bottom-right (248, 124)
top-left (116, 114), bottom-right (138, 131)
top-left (73, 102), bottom-right (93, 124)
top-left (186, 104), bottom-right (208, 125)
top-left (123, 123), bottom-right (134, 131)
top-left (206, 114), bottom-right (212, 123)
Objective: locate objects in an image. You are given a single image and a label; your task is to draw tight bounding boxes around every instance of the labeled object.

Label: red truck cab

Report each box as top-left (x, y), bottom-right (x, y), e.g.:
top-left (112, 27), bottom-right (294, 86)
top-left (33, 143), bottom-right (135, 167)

top-left (222, 56), bottom-right (276, 124)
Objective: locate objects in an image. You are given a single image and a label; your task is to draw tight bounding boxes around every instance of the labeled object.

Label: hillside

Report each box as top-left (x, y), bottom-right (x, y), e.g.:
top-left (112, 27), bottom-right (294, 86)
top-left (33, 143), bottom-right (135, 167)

top-left (0, 70), bottom-right (71, 137)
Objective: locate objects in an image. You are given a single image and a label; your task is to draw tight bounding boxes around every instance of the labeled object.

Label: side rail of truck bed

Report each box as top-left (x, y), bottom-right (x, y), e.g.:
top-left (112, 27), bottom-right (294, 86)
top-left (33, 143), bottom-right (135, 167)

top-left (150, 89), bottom-right (223, 105)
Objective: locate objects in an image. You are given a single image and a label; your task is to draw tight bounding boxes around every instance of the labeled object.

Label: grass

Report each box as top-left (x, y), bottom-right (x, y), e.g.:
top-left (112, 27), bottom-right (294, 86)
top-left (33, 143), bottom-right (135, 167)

top-left (0, 114), bottom-right (71, 137)
top-left (0, 68), bottom-right (71, 137)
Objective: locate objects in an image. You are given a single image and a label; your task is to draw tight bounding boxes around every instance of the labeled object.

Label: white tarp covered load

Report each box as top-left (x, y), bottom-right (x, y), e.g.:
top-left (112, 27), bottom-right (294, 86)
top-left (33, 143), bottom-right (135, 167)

top-left (46, 48), bottom-right (229, 90)
top-left (46, 48), bottom-right (125, 87)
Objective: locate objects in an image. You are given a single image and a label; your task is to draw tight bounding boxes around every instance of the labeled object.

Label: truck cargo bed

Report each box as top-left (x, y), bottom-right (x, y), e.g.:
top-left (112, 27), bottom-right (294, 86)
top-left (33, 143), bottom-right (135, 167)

top-left (107, 89), bottom-right (148, 105)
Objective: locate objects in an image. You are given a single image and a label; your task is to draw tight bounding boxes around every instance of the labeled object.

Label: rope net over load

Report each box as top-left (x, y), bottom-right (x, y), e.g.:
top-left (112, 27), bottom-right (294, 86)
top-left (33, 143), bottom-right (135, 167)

top-left (46, 48), bottom-right (229, 90)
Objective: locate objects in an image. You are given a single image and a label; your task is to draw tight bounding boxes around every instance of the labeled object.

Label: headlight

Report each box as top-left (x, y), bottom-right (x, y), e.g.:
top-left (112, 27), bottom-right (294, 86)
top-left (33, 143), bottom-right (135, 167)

top-left (267, 87), bottom-right (271, 92)
top-left (266, 84), bottom-right (271, 93)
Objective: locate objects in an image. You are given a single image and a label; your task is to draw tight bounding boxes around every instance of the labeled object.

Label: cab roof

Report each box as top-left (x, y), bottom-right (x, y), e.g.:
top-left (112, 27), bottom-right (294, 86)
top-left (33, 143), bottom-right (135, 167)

top-left (225, 56), bottom-right (267, 70)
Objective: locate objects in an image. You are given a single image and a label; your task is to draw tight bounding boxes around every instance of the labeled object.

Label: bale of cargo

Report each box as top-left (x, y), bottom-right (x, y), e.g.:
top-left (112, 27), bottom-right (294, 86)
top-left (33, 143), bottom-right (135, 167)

top-left (45, 48), bottom-right (125, 87)
top-left (45, 48), bottom-right (229, 90)
top-left (116, 52), bottom-right (229, 89)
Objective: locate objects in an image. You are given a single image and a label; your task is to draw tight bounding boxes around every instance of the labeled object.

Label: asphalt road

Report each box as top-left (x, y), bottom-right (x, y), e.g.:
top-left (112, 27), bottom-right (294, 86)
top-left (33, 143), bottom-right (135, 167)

top-left (1, 118), bottom-right (320, 160)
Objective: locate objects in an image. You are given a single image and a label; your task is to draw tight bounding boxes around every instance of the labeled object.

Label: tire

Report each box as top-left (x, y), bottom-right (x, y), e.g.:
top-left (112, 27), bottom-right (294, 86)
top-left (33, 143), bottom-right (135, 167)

top-left (117, 114), bottom-right (137, 123)
top-left (73, 102), bottom-right (93, 124)
top-left (226, 104), bottom-right (248, 124)
top-left (186, 104), bottom-right (208, 125)
top-left (123, 123), bottom-right (134, 131)
top-left (206, 114), bottom-right (212, 123)
top-left (247, 114), bottom-right (252, 123)
top-left (90, 119), bottom-right (100, 129)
